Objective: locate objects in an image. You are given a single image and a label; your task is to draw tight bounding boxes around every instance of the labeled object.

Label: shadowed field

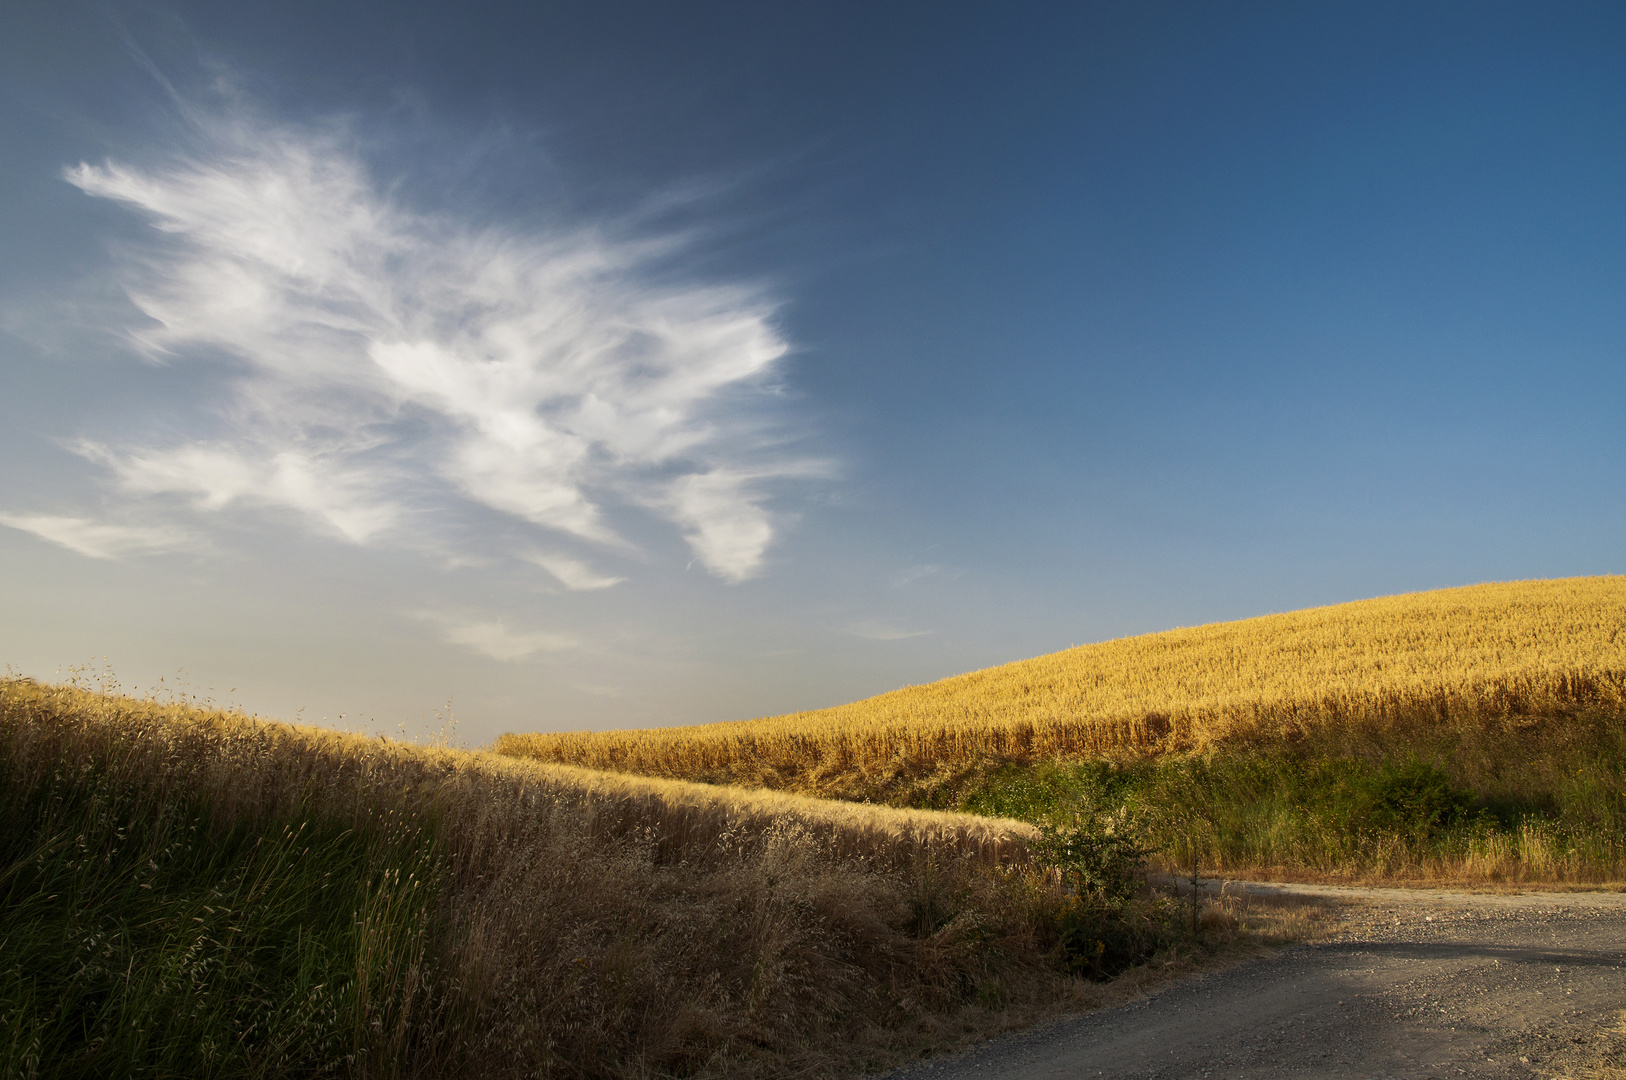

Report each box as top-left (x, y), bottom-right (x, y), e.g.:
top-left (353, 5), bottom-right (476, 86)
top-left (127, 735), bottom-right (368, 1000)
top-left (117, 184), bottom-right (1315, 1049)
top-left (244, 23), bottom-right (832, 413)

top-left (1, 677), bottom-right (1297, 1079)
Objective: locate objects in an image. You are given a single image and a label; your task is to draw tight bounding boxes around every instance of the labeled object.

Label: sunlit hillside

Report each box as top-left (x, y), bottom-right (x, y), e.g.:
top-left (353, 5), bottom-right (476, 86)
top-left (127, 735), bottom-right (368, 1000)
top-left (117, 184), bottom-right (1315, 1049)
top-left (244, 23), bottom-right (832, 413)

top-left (497, 577), bottom-right (1626, 794)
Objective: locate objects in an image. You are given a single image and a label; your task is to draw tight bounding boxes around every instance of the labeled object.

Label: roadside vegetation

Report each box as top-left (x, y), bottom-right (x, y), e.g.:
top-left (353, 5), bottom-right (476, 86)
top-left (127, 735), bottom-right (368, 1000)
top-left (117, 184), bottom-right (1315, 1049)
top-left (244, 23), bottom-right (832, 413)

top-left (1, 675), bottom-right (1300, 1080)
top-left (498, 577), bottom-right (1626, 884)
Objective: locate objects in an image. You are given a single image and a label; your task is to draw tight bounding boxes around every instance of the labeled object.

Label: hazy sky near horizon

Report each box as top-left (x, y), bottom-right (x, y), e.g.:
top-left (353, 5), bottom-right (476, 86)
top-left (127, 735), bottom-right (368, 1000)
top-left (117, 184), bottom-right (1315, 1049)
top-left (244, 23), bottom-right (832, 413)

top-left (2, 2), bottom-right (1623, 744)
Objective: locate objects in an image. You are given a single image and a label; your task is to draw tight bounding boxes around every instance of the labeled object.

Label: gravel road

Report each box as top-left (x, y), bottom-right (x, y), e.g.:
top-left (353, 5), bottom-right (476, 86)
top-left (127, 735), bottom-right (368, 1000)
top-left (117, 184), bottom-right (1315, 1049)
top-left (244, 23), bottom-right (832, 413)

top-left (883, 882), bottom-right (1626, 1079)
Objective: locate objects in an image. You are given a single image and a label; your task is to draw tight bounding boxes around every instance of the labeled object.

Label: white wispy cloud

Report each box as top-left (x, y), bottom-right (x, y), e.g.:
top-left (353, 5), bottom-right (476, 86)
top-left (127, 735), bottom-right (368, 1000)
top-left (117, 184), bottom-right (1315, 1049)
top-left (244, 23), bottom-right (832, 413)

top-left (663, 468), bottom-right (776, 584)
top-left (418, 613), bottom-right (579, 662)
top-left (523, 551), bottom-right (626, 591)
top-left (75, 439), bottom-right (395, 544)
top-left (0, 513), bottom-right (190, 560)
top-left (845, 619), bottom-right (934, 641)
top-left (59, 93), bottom-right (816, 581)
top-left (891, 563), bottom-right (948, 587)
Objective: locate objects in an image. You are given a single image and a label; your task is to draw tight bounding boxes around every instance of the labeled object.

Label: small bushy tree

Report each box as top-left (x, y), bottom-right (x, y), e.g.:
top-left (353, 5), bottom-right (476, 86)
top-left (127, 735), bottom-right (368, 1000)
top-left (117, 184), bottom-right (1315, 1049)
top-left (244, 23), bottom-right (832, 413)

top-left (1030, 817), bottom-right (1150, 906)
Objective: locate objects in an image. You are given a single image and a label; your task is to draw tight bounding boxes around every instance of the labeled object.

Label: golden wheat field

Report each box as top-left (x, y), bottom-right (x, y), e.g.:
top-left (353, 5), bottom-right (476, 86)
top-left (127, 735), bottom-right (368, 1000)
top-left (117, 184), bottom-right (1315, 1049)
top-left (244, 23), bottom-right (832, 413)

top-left (0, 675), bottom-right (1035, 871)
top-left (495, 577), bottom-right (1626, 792)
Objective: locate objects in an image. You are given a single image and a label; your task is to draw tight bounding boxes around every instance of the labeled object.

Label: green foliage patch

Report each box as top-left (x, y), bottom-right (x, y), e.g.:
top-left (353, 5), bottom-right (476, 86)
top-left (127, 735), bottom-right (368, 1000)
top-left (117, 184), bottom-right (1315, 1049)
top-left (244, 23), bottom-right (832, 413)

top-left (1025, 816), bottom-right (1162, 980)
top-left (950, 738), bottom-right (1626, 879)
top-left (0, 757), bottom-right (440, 1080)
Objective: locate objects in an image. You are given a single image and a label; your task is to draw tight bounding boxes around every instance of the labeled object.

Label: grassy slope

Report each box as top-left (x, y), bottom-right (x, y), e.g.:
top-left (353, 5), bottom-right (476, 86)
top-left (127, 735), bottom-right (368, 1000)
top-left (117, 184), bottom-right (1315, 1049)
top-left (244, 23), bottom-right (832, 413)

top-left (498, 578), bottom-right (1626, 883)
top-left (3, 676), bottom-right (1293, 1080)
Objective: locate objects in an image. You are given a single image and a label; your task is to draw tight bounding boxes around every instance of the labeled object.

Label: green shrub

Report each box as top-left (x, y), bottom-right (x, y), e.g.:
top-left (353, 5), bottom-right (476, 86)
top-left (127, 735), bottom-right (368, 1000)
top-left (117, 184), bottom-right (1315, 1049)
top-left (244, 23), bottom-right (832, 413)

top-left (1029, 818), bottom-right (1149, 906)
top-left (1024, 815), bottom-right (1164, 979)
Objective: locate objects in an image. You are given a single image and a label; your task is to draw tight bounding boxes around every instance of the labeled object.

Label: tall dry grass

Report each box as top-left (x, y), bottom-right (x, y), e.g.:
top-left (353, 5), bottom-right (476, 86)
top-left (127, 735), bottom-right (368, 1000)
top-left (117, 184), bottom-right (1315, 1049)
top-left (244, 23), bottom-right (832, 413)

top-left (7, 675), bottom-right (1169, 1079)
top-left (496, 578), bottom-right (1626, 798)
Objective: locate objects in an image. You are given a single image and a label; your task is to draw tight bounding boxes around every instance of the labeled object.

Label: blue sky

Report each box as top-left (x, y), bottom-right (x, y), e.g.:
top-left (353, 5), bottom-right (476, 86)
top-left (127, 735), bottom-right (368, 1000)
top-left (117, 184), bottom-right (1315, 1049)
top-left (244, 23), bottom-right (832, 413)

top-left (2, 2), bottom-right (1622, 743)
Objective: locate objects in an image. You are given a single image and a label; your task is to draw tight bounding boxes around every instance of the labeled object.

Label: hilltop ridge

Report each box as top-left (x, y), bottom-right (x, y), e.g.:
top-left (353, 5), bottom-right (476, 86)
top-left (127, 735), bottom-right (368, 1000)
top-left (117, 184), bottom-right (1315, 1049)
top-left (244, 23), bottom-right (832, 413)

top-left (498, 576), bottom-right (1626, 788)
top-left (497, 576), bottom-right (1626, 884)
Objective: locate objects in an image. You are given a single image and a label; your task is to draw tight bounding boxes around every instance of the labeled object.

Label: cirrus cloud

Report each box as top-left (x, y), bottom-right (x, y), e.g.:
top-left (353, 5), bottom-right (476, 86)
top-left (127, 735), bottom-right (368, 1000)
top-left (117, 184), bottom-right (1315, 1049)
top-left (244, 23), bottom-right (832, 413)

top-left (56, 94), bottom-right (818, 582)
top-left (523, 551), bottom-right (627, 592)
top-left (845, 618), bottom-right (934, 641)
top-left (0, 513), bottom-right (191, 560)
top-left (415, 611), bottom-right (579, 662)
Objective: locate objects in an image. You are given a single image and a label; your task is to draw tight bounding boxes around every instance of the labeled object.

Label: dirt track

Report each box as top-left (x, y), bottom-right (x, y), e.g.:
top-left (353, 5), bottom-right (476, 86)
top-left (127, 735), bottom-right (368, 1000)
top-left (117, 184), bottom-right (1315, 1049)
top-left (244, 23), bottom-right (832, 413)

top-left (883, 882), bottom-right (1626, 1079)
